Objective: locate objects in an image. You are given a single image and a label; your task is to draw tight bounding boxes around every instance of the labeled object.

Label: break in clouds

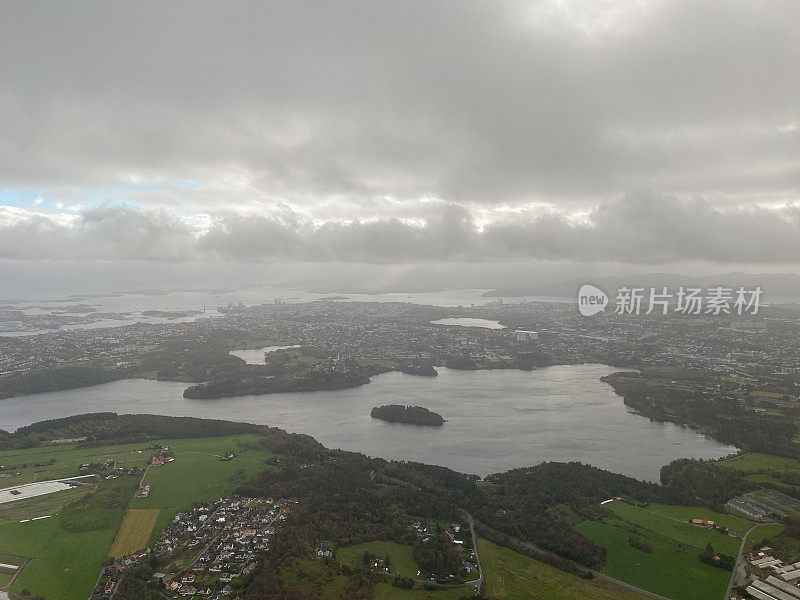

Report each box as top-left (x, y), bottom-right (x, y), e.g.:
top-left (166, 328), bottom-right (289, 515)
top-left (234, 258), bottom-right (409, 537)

top-left (3, 190), bottom-right (800, 264)
top-left (0, 1), bottom-right (798, 265)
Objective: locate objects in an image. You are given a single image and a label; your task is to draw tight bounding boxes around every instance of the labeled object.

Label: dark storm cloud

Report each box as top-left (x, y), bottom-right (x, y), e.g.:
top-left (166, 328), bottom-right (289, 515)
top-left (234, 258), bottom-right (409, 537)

top-left (0, 1), bottom-right (798, 263)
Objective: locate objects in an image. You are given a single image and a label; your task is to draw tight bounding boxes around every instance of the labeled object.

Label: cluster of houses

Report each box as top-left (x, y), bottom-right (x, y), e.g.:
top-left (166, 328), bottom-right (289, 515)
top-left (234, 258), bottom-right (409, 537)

top-left (154, 496), bottom-right (294, 598)
top-left (136, 483), bottom-right (151, 498)
top-left (93, 548), bottom-right (151, 597)
top-left (411, 520), bottom-right (479, 581)
top-left (92, 496), bottom-right (294, 599)
top-left (741, 548), bottom-right (800, 600)
top-left (316, 541), bottom-right (334, 558)
top-left (150, 447), bottom-right (175, 467)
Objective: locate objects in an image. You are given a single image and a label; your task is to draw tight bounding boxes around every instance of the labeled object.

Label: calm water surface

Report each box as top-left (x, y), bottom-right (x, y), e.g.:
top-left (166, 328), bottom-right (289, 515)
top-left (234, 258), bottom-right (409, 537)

top-left (0, 365), bottom-right (735, 481)
top-left (430, 318), bottom-right (506, 329)
top-left (229, 345), bottom-right (301, 365)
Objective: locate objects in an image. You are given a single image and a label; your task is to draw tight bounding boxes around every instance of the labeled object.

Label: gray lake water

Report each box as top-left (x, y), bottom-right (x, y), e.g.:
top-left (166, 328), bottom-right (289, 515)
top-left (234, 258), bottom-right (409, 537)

top-left (430, 318), bottom-right (506, 329)
top-left (229, 345), bottom-right (301, 365)
top-left (0, 365), bottom-right (735, 481)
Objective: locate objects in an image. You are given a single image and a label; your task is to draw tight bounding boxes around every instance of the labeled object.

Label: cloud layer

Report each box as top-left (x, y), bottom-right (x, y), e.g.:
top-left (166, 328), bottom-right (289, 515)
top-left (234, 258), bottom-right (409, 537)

top-left (2, 190), bottom-right (799, 264)
top-left (0, 1), bottom-right (798, 264)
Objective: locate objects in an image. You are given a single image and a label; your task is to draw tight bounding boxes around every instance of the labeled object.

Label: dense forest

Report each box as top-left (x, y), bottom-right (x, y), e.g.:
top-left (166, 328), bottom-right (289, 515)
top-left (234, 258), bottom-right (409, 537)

top-left (603, 371), bottom-right (799, 456)
top-left (0, 365), bottom-right (126, 398)
top-left (396, 363), bottom-right (438, 377)
top-left (1, 413), bottom-right (266, 450)
top-left (370, 405), bottom-right (445, 426)
top-left (183, 371), bottom-right (371, 399)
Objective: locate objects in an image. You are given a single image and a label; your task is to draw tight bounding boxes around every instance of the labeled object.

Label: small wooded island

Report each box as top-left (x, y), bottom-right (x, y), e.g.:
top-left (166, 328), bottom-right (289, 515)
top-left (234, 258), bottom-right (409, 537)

top-left (396, 363), bottom-right (438, 376)
top-left (370, 404), bottom-right (445, 426)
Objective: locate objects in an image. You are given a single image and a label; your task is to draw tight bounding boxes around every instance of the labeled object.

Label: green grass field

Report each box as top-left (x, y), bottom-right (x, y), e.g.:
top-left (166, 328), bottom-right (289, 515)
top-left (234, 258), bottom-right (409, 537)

top-left (0, 440), bottom-right (157, 480)
top-left (336, 541), bottom-right (420, 578)
top-left (603, 501), bottom-right (756, 555)
top-left (0, 516), bottom-right (117, 600)
top-left (720, 453), bottom-right (800, 474)
top-left (0, 473), bottom-right (36, 489)
top-left (478, 538), bottom-right (650, 600)
top-left (0, 485), bottom-right (88, 527)
top-left (585, 501), bottom-right (784, 600)
top-left (746, 473), bottom-right (799, 489)
top-left (576, 521), bottom-right (728, 600)
top-left (0, 570), bottom-right (12, 587)
top-left (60, 476), bottom-right (139, 533)
top-left (372, 583), bottom-right (473, 600)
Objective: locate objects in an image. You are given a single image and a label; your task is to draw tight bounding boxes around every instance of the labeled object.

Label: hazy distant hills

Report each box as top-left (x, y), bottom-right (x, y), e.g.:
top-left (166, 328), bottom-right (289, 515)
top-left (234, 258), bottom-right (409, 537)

top-left (483, 272), bottom-right (800, 299)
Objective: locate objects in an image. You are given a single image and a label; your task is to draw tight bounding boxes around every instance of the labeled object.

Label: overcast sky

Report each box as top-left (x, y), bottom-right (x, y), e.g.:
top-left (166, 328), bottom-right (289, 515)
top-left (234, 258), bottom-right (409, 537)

top-left (0, 1), bottom-right (798, 268)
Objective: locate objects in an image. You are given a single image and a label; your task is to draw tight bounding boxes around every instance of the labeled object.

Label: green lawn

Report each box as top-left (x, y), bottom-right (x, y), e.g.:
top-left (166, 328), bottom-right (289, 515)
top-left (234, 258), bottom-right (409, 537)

top-left (336, 541), bottom-right (420, 578)
top-left (576, 521), bottom-right (729, 600)
top-left (478, 538), bottom-right (650, 600)
top-left (603, 501), bottom-right (756, 556)
top-left (373, 583), bottom-right (473, 600)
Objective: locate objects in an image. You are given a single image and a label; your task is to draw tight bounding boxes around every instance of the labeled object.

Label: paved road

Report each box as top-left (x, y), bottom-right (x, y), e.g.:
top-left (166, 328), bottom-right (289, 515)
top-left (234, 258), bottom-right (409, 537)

top-left (467, 515), bottom-right (484, 592)
top-left (724, 522), bottom-right (775, 600)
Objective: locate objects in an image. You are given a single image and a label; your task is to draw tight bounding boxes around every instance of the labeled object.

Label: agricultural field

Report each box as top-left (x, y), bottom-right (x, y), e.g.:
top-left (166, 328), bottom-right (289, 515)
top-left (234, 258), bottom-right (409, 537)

top-left (720, 453), bottom-right (800, 475)
top-left (108, 508), bottom-right (160, 558)
top-left (581, 500), bottom-right (784, 600)
top-left (337, 541), bottom-right (420, 578)
top-left (0, 515), bottom-right (117, 600)
top-left (0, 473), bottom-right (36, 489)
top-left (603, 501), bottom-right (757, 556)
top-left (59, 476), bottom-right (139, 533)
top-left (0, 570), bottom-right (12, 587)
top-left (746, 473), bottom-right (799, 489)
top-left (577, 521), bottom-right (728, 600)
top-left (477, 538), bottom-right (650, 600)
top-left (0, 440), bottom-right (154, 480)
top-left (372, 583), bottom-right (473, 600)
top-left (0, 485), bottom-right (87, 527)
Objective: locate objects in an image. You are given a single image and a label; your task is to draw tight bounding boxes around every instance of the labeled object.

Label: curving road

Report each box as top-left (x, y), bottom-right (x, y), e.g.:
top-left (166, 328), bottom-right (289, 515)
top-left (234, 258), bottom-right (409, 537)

top-left (724, 522), bottom-right (776, 600)
top-left (467, 515), bottom-right (484, 592)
